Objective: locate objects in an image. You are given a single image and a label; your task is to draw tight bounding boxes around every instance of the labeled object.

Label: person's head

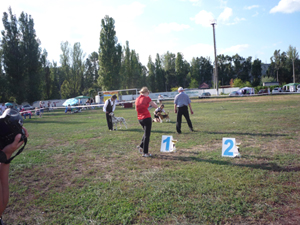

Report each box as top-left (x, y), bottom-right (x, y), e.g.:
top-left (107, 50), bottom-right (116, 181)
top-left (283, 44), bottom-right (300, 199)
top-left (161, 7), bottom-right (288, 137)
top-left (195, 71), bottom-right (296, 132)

top-left (111, 95), bottom-right (117, 101)
top-left (160, 104), bottom-right (164, 109)
top-left (178, 87), bottom-right (184, 93)
top-left (139, 87), bottom-right (150, 96)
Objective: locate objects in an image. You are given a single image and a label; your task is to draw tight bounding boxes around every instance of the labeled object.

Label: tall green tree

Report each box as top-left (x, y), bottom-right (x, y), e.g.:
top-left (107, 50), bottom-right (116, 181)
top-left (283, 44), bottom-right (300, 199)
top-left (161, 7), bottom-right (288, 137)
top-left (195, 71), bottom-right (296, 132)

top-left (1, 7), bottom-right (24, 103)
top-left (84, 51), bottom-right (99, 90)
top-left (217, 55), bottom-right (232, 85)
top-left (175, 52), bottom-right (190, 87)
top-left (232, 54), bottom-right (252, 82)
top-left (1, 7), bottom-right (41, 104)
top-left (59, 41), bottom-right (85, 98)
top-left (0, 47), bottom-right (9, 102)
top-left (98, 16), bottom-right (122, 90)
top-left (147, 56), bottom-right (156, 92)
top-left (40, 49), bottom-right (51, 99)
top-left (270, 50), bottom-right (282, 82)
top-left (162, 51), bottom-right (176, 91)
top-left (287, 45), bottom-right (299, 83)
top-left (70, 42), bottom-right (85, 96)
top-left (19, 11), bottom-right (42, 103)
top-left (121, 41), bottom-right (132, 88)
top-left (155, 54), bottom-right (165, 92)
top-left (251, 59), bottom-right (262, 86)
top-left (49, 62), bottom-right (62, 99)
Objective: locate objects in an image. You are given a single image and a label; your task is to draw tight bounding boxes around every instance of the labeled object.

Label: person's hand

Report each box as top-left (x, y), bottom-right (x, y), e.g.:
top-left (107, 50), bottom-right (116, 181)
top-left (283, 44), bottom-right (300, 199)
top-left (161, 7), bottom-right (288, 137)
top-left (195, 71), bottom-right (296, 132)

top-left (2, 127), bottom-right (29, 159)
top-left (174, 109), bottom-right (177, 114)
top-left (106, 111), bottom-right (109, 114)
top-left (191, 110), bottom-right (194, 115)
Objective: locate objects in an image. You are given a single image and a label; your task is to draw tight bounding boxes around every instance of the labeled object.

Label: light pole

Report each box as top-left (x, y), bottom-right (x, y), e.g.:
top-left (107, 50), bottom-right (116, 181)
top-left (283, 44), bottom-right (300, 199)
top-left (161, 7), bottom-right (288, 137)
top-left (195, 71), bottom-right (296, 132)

top-left (211, 22), bottom-right (218, 95)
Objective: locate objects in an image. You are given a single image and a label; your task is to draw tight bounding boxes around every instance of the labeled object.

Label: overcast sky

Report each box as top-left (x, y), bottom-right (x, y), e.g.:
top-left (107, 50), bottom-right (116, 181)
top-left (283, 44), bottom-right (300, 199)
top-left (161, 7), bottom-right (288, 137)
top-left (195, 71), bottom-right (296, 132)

top-left (1, 0), bottom-right (300, 66)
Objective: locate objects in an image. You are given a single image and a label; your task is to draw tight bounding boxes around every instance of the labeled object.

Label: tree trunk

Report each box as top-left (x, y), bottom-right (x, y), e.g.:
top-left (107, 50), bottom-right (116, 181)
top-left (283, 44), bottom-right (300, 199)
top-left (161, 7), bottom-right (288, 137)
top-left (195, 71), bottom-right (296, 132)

top-left (293, 60), bottom-right (295, 83)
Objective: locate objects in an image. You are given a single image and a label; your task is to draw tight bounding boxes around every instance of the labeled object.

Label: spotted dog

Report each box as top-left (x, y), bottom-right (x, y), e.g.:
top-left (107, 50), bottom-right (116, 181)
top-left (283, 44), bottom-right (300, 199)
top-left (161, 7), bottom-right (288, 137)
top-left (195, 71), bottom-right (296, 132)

top-left (109, 112), bottom-right (128, 130)
top-left (157, 112), bottom-right (170, 123)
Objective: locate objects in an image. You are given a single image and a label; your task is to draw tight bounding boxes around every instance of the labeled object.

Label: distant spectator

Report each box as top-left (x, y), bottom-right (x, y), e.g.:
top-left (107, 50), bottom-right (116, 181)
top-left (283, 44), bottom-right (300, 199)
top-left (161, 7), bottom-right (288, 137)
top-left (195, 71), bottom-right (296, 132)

top-left (39, 101), bottom-right (44, 115)
top-left (20, 108), bottom-right (32, 119)
top-left (0, 103), bottom-right (7, 115)
top-left (65, 104), bottom-right (72, 113)
top-left (157, 95), bottom-right (163, 104)
top-left (35, 107), bottom-right (41, 118)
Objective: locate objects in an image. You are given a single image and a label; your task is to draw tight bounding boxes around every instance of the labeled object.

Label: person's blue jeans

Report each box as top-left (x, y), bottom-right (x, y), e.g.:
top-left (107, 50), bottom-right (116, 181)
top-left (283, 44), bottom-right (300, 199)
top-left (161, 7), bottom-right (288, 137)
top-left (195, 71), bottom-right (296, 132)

top-left (24, 113), bottom-right (31, 119)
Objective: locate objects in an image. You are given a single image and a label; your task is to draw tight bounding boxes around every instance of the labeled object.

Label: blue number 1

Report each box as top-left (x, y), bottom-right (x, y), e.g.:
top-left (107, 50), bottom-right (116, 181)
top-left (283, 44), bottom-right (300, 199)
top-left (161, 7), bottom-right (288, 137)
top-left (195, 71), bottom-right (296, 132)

top-left (163, 137), bottom-right (170, 151)
top-left (224, 139), bottom-right (234, 156)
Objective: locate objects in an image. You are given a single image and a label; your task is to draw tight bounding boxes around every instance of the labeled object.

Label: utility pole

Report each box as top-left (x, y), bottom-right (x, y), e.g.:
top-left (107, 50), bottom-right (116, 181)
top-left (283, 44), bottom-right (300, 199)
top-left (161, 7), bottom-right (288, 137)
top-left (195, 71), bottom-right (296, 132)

top-left (211, 22), bottom-right (218, 95)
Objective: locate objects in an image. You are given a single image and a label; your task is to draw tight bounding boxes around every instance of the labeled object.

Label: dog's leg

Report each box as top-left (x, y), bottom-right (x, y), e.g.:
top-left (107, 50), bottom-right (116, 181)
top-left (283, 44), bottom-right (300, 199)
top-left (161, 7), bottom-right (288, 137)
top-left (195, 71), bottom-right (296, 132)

top-left (123, 120), bottom-right (128, 129)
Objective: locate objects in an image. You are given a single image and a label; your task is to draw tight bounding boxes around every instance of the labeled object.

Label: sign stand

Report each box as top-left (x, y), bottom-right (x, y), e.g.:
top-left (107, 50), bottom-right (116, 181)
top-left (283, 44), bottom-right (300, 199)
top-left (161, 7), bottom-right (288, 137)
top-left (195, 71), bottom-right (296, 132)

top-left (222, 138), bottom-right (241, 157)
top-left (161, 135), bottom-right (177, 152)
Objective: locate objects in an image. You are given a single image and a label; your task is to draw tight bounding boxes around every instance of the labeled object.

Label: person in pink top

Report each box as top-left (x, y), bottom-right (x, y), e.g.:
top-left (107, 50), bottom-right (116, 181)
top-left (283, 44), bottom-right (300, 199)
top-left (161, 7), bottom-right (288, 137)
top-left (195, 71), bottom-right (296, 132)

top-left (135, 87), bottom-right (158, 157)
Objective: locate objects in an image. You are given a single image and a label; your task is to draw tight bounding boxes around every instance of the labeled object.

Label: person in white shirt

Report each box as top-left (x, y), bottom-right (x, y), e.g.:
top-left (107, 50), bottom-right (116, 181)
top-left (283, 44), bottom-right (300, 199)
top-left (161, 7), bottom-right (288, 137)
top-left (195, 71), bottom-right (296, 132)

top-left (103, 95), bottom-right (117, 131)
top-left (153, 104), bottom-right (167, 122)
top-left (0, 103), bottom-right (7, 115)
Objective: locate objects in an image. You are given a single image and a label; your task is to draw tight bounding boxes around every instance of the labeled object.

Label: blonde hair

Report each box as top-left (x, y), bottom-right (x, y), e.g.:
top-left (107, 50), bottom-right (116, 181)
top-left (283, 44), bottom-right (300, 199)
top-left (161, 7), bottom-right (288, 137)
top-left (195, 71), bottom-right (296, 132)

top-left (139, 87), bottom-right (149, 94)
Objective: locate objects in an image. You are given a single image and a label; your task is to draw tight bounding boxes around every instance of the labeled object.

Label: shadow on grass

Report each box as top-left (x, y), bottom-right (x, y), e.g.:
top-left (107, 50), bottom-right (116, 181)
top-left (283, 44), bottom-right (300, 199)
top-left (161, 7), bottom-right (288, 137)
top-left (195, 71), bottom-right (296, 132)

top-left (24, 120), bottom-right (86, 124)
top-left (156, 155), bottom-right (300, 172)
top-left (121, 129), bottom-right (175, 134)
top-left (205, 131), bottom-right (288, 137)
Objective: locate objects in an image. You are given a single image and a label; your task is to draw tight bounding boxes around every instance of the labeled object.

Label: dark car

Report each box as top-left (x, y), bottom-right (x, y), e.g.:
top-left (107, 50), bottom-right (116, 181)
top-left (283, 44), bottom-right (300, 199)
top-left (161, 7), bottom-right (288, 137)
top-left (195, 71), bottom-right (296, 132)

top-left (198, 92), bottom-right (211, 99)
top-left (258, 89), bottom-right (268, 94)
top-left (229, 91), bottom-right (240, 97)
top-left (22, 104), bottom-right (35, 110)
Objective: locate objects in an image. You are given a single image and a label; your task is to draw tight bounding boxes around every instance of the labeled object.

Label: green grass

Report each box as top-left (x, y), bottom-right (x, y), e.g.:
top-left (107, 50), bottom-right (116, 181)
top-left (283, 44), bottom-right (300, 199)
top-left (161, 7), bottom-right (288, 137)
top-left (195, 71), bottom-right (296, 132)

top-left (5, 95), bottom-right (300, 224)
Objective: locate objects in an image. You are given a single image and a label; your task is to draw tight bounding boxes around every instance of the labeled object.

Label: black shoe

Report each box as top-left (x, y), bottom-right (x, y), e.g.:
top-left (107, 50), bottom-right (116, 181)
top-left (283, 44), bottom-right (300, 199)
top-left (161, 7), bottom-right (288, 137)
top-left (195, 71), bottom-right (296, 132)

top-left (177, 131), bottom-right (181, 134)
top-left (190, 128), bottom-right (194, 132)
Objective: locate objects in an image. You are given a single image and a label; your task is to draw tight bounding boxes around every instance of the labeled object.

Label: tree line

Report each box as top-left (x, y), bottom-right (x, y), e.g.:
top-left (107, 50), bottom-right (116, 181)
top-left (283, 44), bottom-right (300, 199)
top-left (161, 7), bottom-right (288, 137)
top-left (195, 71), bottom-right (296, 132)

top-left (0, 8), bottom-right (299, 104)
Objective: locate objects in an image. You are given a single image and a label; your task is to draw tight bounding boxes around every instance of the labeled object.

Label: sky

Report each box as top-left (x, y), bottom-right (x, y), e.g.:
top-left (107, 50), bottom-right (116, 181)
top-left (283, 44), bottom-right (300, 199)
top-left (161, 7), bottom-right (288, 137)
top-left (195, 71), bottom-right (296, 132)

top-left (1, 0), bottom-right (300, 67)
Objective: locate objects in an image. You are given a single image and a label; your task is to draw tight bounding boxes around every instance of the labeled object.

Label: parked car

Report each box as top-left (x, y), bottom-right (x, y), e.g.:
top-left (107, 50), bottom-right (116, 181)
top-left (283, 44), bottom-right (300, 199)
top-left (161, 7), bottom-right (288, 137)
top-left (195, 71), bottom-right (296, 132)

top-left (198, 92), bottom-right (211, 99)
top-left (272, 87), bottom-right (281, 93)
top-left (229, 91), bottom-right (240, 97)
top-left (22, 104), bottom-right (35, 110)
top-left (258, 89), bottom-right (269, 94)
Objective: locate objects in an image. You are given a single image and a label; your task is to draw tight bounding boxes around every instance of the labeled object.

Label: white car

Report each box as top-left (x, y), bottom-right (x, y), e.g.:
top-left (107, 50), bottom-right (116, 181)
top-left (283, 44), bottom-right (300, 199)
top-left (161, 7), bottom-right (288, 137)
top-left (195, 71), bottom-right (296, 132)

top-left (22, 104), bottom-right (35, 110)
top-left (272, 87), bottom-right (281, 93)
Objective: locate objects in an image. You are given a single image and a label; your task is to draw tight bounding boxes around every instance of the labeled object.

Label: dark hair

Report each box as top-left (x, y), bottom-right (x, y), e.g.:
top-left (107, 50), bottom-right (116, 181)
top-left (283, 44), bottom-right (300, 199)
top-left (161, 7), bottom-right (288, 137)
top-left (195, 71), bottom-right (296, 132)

top-left (112, 95), bottom-right (117, 99)
top-left (160, 104), bottom-right (164, 107)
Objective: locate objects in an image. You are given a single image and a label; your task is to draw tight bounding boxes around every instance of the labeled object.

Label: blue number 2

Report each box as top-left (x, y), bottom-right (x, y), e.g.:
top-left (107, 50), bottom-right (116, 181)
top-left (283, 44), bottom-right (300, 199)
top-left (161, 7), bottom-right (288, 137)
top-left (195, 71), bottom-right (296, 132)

top-left (163, 137), bottom-right (170, 151)
top-left (224, 139), bottom-right (234, 156)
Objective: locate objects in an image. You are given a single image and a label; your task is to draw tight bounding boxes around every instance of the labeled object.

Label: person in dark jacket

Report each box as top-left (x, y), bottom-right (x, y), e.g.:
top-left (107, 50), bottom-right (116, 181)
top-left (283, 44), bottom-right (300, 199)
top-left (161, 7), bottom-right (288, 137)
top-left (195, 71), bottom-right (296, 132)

top-left (103, 95), bottom-right (117, 131)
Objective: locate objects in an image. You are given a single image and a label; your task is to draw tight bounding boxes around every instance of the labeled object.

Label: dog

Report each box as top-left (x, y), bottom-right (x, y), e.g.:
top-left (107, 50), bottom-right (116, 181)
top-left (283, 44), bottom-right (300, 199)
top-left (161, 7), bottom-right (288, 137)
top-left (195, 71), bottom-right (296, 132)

top-left (157, 112), bottom-right (170, 123)
top-left (109, 112), bottom-right (128, 130)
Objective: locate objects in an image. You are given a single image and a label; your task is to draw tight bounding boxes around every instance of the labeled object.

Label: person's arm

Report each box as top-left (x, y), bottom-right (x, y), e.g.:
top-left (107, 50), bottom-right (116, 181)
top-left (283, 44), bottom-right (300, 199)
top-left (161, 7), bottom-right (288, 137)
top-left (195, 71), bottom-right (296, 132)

top-left (103, 100), bottom-right (108, 113)
top-left (174, 95), bottom-right (178, 113)
top-left (112, 101), bottom-right (116, 112)
top-left (188, 103), bottom-right (193, 114)
top-left (0, 127), bottom-right (29, 216)
top-left (149, 101), bottom-right (158, 109)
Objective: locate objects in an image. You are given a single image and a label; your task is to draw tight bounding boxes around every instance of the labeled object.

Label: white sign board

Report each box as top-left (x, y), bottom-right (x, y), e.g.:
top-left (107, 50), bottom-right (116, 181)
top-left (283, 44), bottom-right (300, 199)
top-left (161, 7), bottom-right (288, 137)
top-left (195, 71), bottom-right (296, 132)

top-left (222, 138), bottom-right (239, 157)
top-left (160, 135), bottom-right (174, 152)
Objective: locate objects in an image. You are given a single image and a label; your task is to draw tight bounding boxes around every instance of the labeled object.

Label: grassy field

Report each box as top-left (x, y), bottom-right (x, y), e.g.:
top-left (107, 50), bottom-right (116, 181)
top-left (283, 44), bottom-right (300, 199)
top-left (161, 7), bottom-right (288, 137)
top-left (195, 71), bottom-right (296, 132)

top-left (4, 95), bottom-right (300, 224)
